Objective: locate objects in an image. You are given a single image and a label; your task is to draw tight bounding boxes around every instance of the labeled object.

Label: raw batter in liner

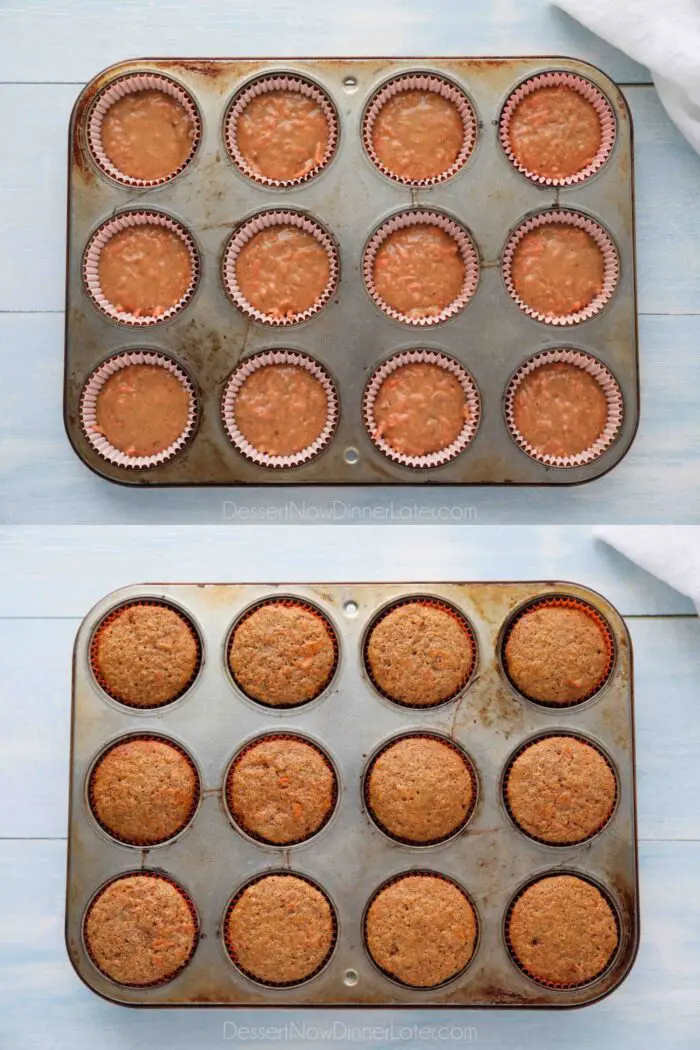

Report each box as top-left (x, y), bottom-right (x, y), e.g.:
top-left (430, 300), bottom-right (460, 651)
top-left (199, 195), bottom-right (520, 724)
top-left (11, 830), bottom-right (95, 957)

top-left (371, 89), bottom-right (465, 181)
top-left (100, 89), bottom-right (195, 181)
top-left (235, 89), bottom-right (331, 181)
top-left (372, 361), bottom-right (469, 456)
top-left (510, 225), bottom-right (604, 318)
top-left (98, 226), bottom-right (192, 318)
top-left (373, 225), bottom-right (466, 318)
top-left (94, 363), bottom-right (190, 457)
top-left (507, 85), bottom-right (602, 180)
top-left (233, 363), bottom-right (329, 456)
top-left (235, 226), bottom-right (330, 319)
top-left (511, 361), bottom-right (609, 458)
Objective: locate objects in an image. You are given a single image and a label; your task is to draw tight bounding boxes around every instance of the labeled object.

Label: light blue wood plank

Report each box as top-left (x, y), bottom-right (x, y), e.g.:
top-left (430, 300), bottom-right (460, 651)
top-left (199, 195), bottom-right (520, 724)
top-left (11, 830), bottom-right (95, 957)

top-left (0, 839), bottom-right (697, 1048)
top-left (0, 0), bottom-right (649, 84)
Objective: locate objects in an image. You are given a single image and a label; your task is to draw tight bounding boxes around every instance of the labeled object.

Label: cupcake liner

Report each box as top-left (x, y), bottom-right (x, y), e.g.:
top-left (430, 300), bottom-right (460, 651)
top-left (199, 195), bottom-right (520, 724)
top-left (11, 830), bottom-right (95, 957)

top-left (83, 210), bottom-right (199, 326)
top-left (504, 871), bottom-right (621, 990)
top-left (79, 350), bottom-right (198, 470)
top-left (225, 74), bottom-right (339, 187)
top-left (221, 350), bottom-right (339, 468)
top-left (223, 871), bottom-right (338, 988)
top-left (86, 72), bottom-right (201, 187)
top-left (363, 596), bottom-right (478, 708)
top-left (363, 731), bottom-right (478, 846)
top-left (227, 596), bottom-right (340, 708)
top-left (502, 209), bottom-right (619, 326)
top-left (86, 733), bottom-right (202, 847)
top-left (502, 730), bottom-right (619, 847)
top-left (363, 209), bottom-right (479, 326)
top-left (362, 72), bottom-right (477, 186)
top-left (499, 71), bottom-right (616, 187)
top-left (225, 732), bottom-right (339, 846)
top-left (363, 349), bottom-right (480, 469)
top-left (83, 870), bottom-right (200, 988)
top-left (504, 348), bottom-right (624, 468)
top-left (89, 598), bottom-right (203, 708)
top-left (222, 210), bottom-right (339, 326)
top-left (501, 594), bottom-right (616, 707)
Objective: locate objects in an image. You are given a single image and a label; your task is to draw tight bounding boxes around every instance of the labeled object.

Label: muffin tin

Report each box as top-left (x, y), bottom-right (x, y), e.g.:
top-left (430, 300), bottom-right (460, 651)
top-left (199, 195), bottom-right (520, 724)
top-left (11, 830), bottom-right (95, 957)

top-left (66, 581), bottom-right (639, 1007)
top-left (65, 57), bottom-right (638, 486)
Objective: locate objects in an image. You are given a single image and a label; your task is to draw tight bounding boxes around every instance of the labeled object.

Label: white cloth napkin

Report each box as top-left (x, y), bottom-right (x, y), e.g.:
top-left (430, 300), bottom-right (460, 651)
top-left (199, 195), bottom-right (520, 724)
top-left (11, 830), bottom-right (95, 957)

top-left (554, 0), bottom-right (700, 154)
top-left (595, 527), bottom-right (700, 612)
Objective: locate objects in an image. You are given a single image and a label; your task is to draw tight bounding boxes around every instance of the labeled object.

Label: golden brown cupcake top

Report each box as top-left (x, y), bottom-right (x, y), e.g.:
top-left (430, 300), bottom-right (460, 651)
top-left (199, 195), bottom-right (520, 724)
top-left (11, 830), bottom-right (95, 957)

top-left (100, 89), bottom-right (195, 182)
top-left (511, 362), bottom-right (609, 459)
top-left (90, 737), bottom-right (198, 845)
top-left (85, 874), bottom-right (196, 986)
top-left (235, 226), bottom-right (330, 319)
top-left (226, 875), bottom-right (334, 985)
top-left (366, 874), bottom-right (477, 987)
top-left (371, 362), bottom-right (469, 457)
top-left (504, 603), bottom-right (610, 704)
top-left (235, 90), bottom-right (331, 182)
top-left (373, 225), bottom-right (466, 319)
top-left (229, 602), bottom-right (336, 706)
top-left (507, 86), bottom-right (602, 180)
top-left (98, 225), bottom-right (192, 318)
top-left (506, 735), bottom-right (616, 844)
top-left (228, 736), bottom-right (336, 844)
top-left (371, 90), bottom-right (465, 181)
top-left (508, 875), bottom-right (618, 987)
top-left (93, 603), bottom-right (199, 707)
top-left (510, 224), bottom-right (604, 318)
top-left (366, 602), bottom-right (474, 706)
top-left (367, 736), bottom-right (473, 843)
top-left (233, 363), bottom-right (329, 457)
top-left (93, 363), bottom-right (191, 458)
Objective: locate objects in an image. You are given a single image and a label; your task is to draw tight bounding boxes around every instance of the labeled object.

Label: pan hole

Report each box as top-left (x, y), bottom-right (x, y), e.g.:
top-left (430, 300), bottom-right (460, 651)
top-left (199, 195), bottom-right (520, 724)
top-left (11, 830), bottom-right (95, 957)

top-left (343, 76), bottom-right (359, 93)
top-left (343, 968), bottom-right (359, 986)
top-left (344, 447), bottom-right (359, 465)
top-left (344, 600), bottom-right (358, 617)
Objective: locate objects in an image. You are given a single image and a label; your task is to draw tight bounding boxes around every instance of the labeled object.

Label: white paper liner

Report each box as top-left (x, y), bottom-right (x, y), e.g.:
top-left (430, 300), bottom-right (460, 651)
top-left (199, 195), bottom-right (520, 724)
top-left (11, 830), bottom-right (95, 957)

top-left (504, 348), bottom-right (624, 468)
top-left (363, 350), bottom-right (481, 468)
top-left (362, 72), bottom-right (477, 186)
top-left (87, 72), bottom-right (201, 187)
top-left (221, 350), bottom-right (339, 468)
top-left (83, 210), bottom-right (199, 326)
top-left (502, 209), bottom-right (619, 326)
top-left (364, 210), bottom-right (480, 327)
top-left (80, 350), bottom-right (198, 469)
top-left (225, 74), bottom-right (339, 187)
top-left (499, 71), bottom-right (616, 186)
top-left (222, 210), bottom-right (339, 326)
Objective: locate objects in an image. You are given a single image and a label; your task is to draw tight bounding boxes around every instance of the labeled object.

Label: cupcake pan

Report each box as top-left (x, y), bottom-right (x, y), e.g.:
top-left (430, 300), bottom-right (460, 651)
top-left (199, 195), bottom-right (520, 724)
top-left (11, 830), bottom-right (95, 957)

top-left (66, 581), bottom-right (639, 1007)
top-left (65, 57), bottom-right (637, 486)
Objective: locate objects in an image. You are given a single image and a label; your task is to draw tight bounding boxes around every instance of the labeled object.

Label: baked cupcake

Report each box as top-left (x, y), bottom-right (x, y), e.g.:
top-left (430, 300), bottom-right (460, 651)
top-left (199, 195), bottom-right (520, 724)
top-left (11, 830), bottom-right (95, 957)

top-left (91, 601), bottom-right (200, 707)
top-left (91, 361), bottom-right (192, 459)
top-left (365, 873), bottom-right (477, 987)
top-left (505, 735), bottom-right (617, 844)
top-left (89, 736), bottom-right (199, 845)
top-left (507, 874), bottom-right (618, 987)
top-left (227, 735), bottom-right (336, 845)
top-left (225, 874), bottom-right (335, 985)
top-left (505, 85), bottom-right (603, 181)
top-left (370, 360), bottom-right (470, 458)
top-left (366, 735), bottom-right (475, 844)
top-left (97, 223), bottom-right (193, 318)
top-left (372, 224), bottom-right (466, 320)
top-left (503, 599), bottom-right (612, 705)
top-left (365, 600), bottom-right (475, 706)
top-left (85, 873), bottom-right (197, 986)
top-left (234, 223), bottom-right (331, 320)
top-left (230, 360), bottom-right (332, 459)
top-left (228, 600), bottom-right (337, 707)
top-left (509, 223), bottom-right (604, 319)
top-left (98, 87), bottom-right (197, 182)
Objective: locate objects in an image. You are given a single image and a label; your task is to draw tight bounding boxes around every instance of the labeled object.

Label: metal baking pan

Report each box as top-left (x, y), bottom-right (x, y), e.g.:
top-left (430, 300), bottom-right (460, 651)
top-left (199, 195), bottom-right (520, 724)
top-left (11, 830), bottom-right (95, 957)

top-left (65, 57), bottom-right (638, 486)
top-left (65, 581), bottom-right (639, 1007)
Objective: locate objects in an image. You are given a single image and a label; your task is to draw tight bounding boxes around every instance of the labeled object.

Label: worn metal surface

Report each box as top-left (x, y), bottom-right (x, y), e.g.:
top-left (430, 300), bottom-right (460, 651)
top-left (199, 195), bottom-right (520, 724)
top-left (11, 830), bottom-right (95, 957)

top-left (65, 581), bottom-right (639, 1007)
top-left (64, 57), bottom-right (638, 487)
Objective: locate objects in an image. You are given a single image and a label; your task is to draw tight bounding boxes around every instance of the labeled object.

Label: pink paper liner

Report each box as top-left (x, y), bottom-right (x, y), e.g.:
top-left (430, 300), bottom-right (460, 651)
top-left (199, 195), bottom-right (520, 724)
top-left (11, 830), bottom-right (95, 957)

top-left (362, 72), bottom-right (477, 186)
top-left (87, 72), bottom-right (201, 187)
top-left (221, 350), bottom-right (339, 468)
top-left (80, 350), bottom-right (198, 469)
top-left (499, 71), bottom-right (616, 186)
top-left (363, 350), bottom-right (480, 468)
top-left (224, 74), bottom-right (339, 187)
top-left (504, 348), bottom-right (624, 468)
top-left (222, 210), bottom-right (340, 326)
top-left (502, 209), bottom-right (619, 326)
top-left (83, 210), bottom-right (199, 326)
top-left (364, 210), bottom-right (480, 326)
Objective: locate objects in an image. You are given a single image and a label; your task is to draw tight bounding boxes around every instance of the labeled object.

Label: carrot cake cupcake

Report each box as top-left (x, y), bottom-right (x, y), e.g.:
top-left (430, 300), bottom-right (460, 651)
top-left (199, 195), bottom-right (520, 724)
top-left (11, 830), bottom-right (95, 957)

top-left (226, 874), bottom-right (335, 985)
top-left (365, 600), bottom-right (474, 706)
top-left (365, 873), bottom-right (477, 987)
top-left (97, 224), bottom-right (193, 318)
top-left (366, 735), bottom-right (474, 843)
top-left (371, 89), bottom-right (465, 182)
top-left (92, 363), bottom-right (191, 458)
top-left (92, 602), bottom-right (199, 707)
top-left (509, 223), bottom-right (604, 319)
top-left (227, 735), bottom-right (336, 844)
top-left (506, 85), bottom-right (603, 181)
top-left (85, 873), bottom-right (197, 986)
top-left (507, 874), bottom-right (618, 987)
top-left (510, 361), bottom-right (609, 460)
top-left (89, 737), bottom-right (198, 845)
top-left (235, 225), bottom-right (330, 320)
top-left (505, 735), bottom-right (616, 844)
top-left (99, 88), bottom-right (196, 182)
top-left (229, 601), bottom-right (336, 706)
top-left (370, 361), bottom-right (469, 457)
top-left (235, 89), bottom-right (331, 182)
top-left (373, 224), bottom-right (466, 320)
top-left (232, 362), bottom-right (330, 457)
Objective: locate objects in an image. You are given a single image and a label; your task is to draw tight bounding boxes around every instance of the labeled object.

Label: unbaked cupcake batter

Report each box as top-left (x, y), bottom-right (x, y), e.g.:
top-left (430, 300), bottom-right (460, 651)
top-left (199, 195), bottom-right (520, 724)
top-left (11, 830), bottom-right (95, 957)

top-left (508, 86), bottom-right (602, 179)
top-left (511, 361), bottom-right (608, 458)
top-left (510, 224), bottom-right (604, 317)
top-left (371, 89), bottom-right (465, 180)
top-left (372, 361), bottom-right (468, 456)
top-left (233, 363), bottom-right (329, 456)
top-left (98, 225), bottom-right (192, 317)
top-left (235, 226), bottom-right (330, 318)
top-left (94, 364), bottom-right (190, 457)
top-left (236, 89), bottom-right (331, 181)
top-left (373, 225), bottom-right (466, 318)
top-left (100, 89), bottom-right (195, 181)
